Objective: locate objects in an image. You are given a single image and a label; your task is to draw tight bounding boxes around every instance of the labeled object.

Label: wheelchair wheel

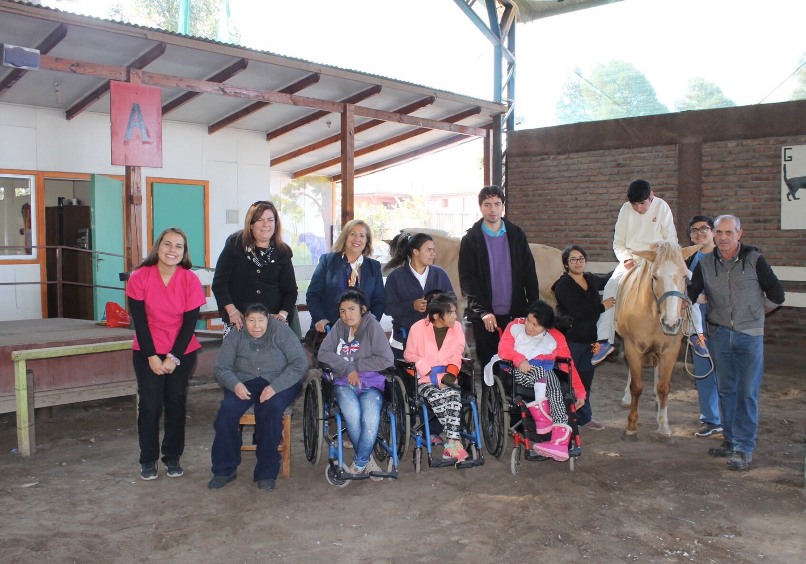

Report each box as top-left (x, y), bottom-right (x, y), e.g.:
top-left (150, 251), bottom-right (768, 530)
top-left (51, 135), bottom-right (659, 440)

top-left (413, 447), bottom-right (422, 474)
top-left (460, 400), bottom-right (480, 456)
top-left (325, 463), bottom-right (349, 488)
top-left (510, 445), bottom-right (521, 475)
top-left (481, 376), bottom-right (509, 459)
top-left (303, 378), bottom-right (325, 466)
top-left (376, 375), bottom-right (410, 462)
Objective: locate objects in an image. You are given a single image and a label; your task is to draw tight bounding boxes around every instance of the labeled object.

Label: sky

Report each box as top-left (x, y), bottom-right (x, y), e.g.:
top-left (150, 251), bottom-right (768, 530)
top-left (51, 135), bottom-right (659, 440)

top-left (49, 0), bottom-right (806, 194)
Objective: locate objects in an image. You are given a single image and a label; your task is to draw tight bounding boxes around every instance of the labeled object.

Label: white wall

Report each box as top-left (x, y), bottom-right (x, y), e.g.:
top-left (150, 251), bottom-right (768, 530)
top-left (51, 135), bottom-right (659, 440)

top-left (0, 101), bottom-right (287, 321)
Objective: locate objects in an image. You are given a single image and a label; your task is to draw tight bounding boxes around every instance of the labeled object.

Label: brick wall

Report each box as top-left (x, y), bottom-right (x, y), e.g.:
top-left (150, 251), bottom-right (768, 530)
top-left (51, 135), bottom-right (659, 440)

top-left (505, 100), bottom-right (806, 345)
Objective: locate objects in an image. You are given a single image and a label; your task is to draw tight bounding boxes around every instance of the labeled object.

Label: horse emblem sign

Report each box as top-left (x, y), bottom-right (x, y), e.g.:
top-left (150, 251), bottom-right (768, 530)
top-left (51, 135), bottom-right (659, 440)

top-left (781, 145), bottom-right (806, 229)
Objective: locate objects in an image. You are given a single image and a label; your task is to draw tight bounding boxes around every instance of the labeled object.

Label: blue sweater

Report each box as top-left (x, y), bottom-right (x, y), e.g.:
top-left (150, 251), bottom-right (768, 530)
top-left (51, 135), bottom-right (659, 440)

top-left (383, 264), bottom-right (453, 343)
top-left (306, 252), bottom-right (385, 325)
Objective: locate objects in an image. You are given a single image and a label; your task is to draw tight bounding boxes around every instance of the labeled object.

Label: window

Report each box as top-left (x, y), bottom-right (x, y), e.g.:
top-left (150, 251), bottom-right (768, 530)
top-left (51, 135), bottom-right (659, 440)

top-left (0, 174), bottom-right (36, 259)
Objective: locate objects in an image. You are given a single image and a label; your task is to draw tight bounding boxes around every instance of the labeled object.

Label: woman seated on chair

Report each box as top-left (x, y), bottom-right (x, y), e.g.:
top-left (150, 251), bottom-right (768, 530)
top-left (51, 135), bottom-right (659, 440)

top-left (208, 303), bottom-right (307, 492)
top-left (403, 292), bottom-right (469, 462)
top-left (318, 289), bottom-right (394, 479)
top-left (498, 300), bottom-right (586, 462)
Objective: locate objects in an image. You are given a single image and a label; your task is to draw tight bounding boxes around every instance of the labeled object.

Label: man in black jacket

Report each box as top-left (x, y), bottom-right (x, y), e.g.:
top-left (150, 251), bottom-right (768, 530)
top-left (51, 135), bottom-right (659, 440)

top-left (458, 186), bottom-right (540, 369)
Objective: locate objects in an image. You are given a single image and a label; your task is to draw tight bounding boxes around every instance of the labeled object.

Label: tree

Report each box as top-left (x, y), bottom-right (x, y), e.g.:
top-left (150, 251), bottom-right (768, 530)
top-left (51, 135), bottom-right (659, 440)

top-left (109, 0), bottom-right (240, 42)
top-left (555, 68), bottom-right (593, 124)
top-left (792, 53), bottom-right (806, 101)
top-left (555, 61), bottom-right (668, 124)
top-left (675, 77), bottom-right (736, 111)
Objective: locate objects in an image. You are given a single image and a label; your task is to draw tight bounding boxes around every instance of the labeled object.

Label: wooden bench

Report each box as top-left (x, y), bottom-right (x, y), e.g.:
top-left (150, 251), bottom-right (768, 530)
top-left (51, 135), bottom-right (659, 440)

top-left (238, 406), bottom-right (293, 479)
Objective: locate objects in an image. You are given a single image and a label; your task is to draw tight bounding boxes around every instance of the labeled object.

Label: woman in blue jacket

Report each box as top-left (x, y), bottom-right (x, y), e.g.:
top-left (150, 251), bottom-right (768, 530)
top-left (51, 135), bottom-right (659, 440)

top-left (307, 219), bottom-right (384, 333)
top-left (383, 232), bottom-right (453, 360)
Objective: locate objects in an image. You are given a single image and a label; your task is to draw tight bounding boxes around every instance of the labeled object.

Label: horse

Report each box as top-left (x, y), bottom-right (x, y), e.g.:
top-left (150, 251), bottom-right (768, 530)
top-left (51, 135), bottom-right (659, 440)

top-left (396, 228), bottom-right (564, 319)
top-left (614, 241), bottom-right (700, 439)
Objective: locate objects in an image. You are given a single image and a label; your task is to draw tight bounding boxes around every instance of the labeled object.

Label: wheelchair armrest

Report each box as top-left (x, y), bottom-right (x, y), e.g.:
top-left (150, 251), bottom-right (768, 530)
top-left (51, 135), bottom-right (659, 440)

top-left (395, 358), bottom-right (415, 370)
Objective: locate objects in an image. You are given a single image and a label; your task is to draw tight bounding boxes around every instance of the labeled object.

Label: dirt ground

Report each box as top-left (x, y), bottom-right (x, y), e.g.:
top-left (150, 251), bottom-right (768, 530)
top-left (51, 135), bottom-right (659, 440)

top-left (1, 344), bottom-right (804, 563)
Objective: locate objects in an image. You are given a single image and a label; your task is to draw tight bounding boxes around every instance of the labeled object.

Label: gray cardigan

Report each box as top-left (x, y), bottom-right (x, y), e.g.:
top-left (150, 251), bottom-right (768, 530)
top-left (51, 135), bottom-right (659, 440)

top-left (214, 318), bottom-right (307, 393)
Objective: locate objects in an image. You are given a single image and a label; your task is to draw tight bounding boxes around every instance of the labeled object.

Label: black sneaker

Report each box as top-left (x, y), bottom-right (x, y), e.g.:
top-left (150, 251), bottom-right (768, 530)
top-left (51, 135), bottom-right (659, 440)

top-left (695, 423), bottom-right (723, 438)
top-left (207, 472), bottom-right (237, 490)
top-left (727, 451), bottom-right (752, 471)
top-left (257, 478), bottom-right (276, 491)
top-left (708, 440), bottom-right (734, 457)
top-left (165, 461), bottom-right (184, 478)
top-left (140, 462), bottom-right (158, 481)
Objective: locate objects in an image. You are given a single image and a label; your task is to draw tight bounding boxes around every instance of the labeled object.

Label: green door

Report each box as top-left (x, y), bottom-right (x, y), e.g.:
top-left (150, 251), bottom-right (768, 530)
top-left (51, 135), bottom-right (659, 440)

top-left (151, 182), bottom-right (206, 266)
top-left (152, 182), bottom-right (207, 328)
top-left (90, 174), bottom-right (126, 320)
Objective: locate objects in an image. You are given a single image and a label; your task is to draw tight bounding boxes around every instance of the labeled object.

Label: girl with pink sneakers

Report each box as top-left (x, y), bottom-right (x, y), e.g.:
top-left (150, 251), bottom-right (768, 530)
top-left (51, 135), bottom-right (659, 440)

top-left (498, 301), bottom-right (586, 461)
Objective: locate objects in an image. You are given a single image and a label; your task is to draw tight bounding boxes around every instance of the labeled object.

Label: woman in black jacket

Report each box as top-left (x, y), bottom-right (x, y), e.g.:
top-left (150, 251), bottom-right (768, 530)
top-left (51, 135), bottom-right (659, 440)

top-left (551, 245), bottom-right (613, 430)
top-left (212, 201), bottom-right (297, 335)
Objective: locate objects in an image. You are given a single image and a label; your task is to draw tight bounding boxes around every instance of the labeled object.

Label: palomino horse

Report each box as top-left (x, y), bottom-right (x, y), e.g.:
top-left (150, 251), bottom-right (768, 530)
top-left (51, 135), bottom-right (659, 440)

top-left (615, 241), bottom-right (700, 438)
top-left (397, 228), bottom-right (564, 319)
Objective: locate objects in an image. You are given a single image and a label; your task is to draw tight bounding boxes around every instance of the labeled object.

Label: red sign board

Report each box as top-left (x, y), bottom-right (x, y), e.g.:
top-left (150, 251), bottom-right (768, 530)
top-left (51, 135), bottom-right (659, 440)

top-left (110, 81), bottom-right (163, 167)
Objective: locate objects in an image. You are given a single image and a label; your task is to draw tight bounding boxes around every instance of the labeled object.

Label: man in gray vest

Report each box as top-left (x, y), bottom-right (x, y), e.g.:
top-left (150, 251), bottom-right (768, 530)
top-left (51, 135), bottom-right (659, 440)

top-left (687, 215), bottom-right (784, 471)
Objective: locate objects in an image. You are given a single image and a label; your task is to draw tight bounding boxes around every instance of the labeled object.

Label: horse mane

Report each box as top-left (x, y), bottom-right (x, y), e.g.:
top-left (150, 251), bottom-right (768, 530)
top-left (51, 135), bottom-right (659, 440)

top-left (651, 240), bottom-right (683, 265)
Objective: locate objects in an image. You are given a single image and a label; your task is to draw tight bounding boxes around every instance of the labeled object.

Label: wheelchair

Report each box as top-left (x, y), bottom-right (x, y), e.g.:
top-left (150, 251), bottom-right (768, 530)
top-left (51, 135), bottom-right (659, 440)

top-left (302, 361), bottom-right (409, 487)
top-left (396, 358), bottom-right (484, 472)
top-left (480, 356), bottom-right (581, 473)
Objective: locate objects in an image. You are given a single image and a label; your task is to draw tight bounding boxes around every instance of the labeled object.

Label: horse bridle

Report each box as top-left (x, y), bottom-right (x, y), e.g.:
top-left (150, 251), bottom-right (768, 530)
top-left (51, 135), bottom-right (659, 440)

top-left (650, 277), bottom-right (692, 310)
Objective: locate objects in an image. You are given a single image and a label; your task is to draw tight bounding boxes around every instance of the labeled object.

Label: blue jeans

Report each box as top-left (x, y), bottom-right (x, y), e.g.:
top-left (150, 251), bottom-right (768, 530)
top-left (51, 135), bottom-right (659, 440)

top-left (333, 384), bottom-right (383, 468)
top-left (568, 341), bottom-right (594, 426)
top-left (211, 378), bottom-right (302, 481)
top-left (709, 325), bottom-right (764, 455)
top-left (694, 304), bottom-right (720, 425)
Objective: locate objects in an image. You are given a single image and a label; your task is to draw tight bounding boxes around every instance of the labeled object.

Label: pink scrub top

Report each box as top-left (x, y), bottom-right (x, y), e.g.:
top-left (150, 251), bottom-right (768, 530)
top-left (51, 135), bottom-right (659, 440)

top-left (126, 265), bottom-right (206, 355)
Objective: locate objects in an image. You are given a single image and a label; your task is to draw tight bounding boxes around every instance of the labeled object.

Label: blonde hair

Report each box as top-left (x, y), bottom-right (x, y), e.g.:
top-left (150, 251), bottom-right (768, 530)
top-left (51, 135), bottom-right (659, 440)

top-left (332, 219), bottom-right (374, 257)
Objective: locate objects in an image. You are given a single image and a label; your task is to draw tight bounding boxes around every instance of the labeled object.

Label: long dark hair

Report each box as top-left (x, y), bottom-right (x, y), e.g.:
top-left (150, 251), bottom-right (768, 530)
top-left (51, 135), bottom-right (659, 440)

top-left (140, 227), bottom-right (193, 269)
top-left (384, 232), bottom-right (433, 273)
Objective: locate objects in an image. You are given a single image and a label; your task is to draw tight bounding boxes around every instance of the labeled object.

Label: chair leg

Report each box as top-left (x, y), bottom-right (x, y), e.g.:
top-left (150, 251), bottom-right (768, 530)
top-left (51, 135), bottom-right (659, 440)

top-left (239, 412), bottom-right (292, 478)
top-left (280, 413), bottom-right (291, 479)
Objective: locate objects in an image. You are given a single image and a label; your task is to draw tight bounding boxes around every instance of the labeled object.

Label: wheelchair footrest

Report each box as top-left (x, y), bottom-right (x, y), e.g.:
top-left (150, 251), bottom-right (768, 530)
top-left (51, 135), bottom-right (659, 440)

top-left (456, 457), bottom-right (484, 469)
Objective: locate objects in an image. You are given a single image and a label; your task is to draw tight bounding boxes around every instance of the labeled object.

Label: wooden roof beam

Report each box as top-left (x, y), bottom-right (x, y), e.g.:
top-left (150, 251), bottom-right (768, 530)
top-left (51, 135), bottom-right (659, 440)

top-left (40, 55), bottom-right (488, 136)
top-left (162, 57), bottom-right (249, 115)
top-left (208, 72), bottom-right (320, 134)
top-left (65, 42), bottom-right (166, 120)
top-left (0, 23), bottom-right (67, 96)
top-left (292, 106), bottom-right (481, 178)
top-left (265, 85), bottom-right (382, 141)
top-left (271, 95), bottom-right (435, 166)
top-left (333, 133), bottom-right (471, 181)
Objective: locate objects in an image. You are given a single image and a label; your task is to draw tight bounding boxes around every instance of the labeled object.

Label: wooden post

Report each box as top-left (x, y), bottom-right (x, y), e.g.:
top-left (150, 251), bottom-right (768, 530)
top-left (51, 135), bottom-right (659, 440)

top-left (14, 365), bottom-right (35, 456)
top-left (340, 103), bottom-right (355, 227)
top-left (125, 166), bottom-right (143, 274)
top-left (124, 67), bottom-right (145, 274)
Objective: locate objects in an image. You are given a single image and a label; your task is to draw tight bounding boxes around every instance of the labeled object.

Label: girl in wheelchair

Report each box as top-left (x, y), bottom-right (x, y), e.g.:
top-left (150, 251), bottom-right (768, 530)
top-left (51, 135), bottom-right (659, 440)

top-left (403, 292), bottom-right (469, 462)
top-left (317, 289), bottom-right (394, 479)
top-left (498, 300), bottom-right (586, 461)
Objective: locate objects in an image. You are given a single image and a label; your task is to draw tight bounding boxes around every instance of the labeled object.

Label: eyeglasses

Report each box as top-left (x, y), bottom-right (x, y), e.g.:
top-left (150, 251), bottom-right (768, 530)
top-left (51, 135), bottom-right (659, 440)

top-left (689, 226), bottom-right (712, 234)
top-left (252, 200), bottom-right (275, 208)
top-left (568, 257), bottom-right (586, 264)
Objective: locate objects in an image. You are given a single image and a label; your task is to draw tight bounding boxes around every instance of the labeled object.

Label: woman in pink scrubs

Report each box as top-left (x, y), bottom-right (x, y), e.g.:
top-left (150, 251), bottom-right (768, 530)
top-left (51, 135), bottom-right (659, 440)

top-left (126, 227), bottom-right (206, 481)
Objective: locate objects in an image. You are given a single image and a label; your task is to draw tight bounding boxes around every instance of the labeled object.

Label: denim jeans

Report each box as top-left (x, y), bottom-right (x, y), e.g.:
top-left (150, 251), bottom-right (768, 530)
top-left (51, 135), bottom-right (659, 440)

top-left (134, 350), bottom-right (197, 465)
top-left (568, 341), bottom-right (594, 426)
top-left (211, 378), bottom-right (302, 481)
top-left (694, 305), bottom-right (720, 425)
top-left (709, 324), bottom-right (764, 455)
top-left (333, 384), bottom-right (383, 468)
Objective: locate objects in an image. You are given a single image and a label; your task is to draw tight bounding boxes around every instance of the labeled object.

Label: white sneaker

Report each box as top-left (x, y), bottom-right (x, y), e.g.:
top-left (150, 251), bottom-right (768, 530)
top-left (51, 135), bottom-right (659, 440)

top-left (364, 456), bottom-right (384, 481)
